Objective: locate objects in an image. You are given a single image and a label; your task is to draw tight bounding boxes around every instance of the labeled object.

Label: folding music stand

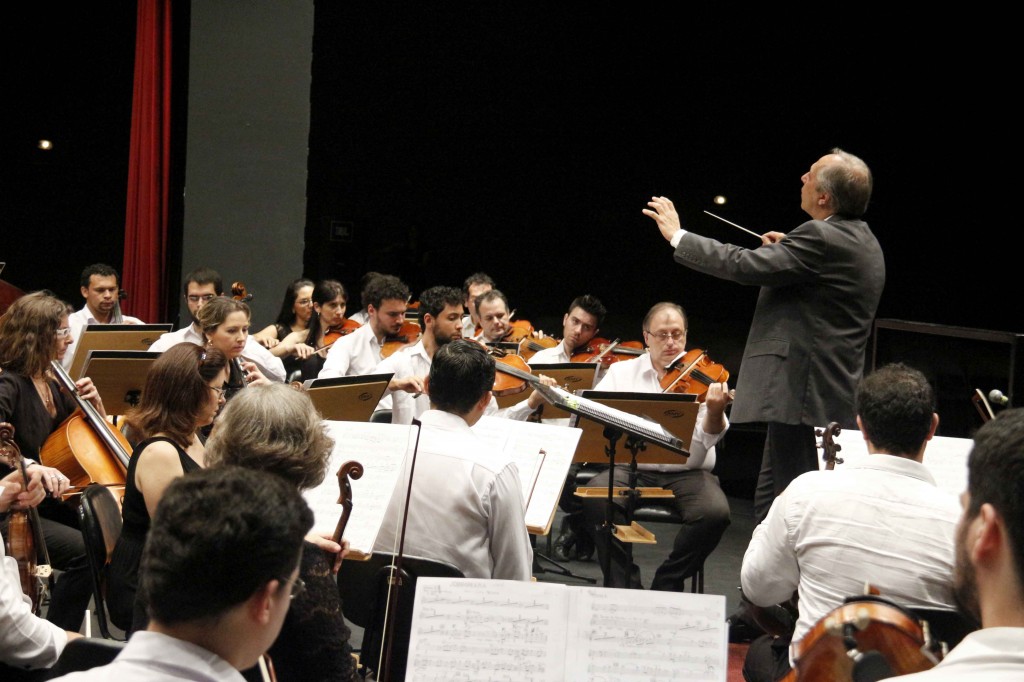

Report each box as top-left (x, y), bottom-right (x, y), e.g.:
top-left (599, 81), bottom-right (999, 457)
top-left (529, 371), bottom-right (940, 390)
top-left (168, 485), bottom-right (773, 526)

top-left (524, 361), bottom-right (599, 394)
top-left (68, 324), bottom-right (172, 380)
top-left (81, 350), bottom-right (161, 415)
top-left (300, 373), bottom-right (394, 422)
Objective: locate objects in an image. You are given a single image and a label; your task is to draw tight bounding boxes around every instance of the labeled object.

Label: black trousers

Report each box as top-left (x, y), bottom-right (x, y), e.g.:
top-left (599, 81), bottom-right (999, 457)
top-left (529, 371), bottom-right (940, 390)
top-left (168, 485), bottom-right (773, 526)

top-left (752, 423), bottom-right (818, 525)
top-left (581, 467), bottom-right (730, 590)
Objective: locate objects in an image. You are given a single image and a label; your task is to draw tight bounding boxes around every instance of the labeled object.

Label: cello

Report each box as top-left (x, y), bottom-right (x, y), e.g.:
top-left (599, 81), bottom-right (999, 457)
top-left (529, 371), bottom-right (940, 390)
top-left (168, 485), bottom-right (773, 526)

top-left (0, 422), bottom-right (53, 614)
top-left (40, 360), bottom-right (130, 493)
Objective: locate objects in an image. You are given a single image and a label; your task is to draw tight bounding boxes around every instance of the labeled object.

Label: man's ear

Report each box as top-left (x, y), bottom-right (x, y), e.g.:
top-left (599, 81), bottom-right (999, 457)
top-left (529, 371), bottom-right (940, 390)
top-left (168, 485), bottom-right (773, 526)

top-left (80, 286), bottom-right (90, 299)
top-left (971, 504), bottom-right (1004, 566)
top-left (476, 389), bottom-right (492, 411)
top-left (248, 580), bottom-right (279, 626)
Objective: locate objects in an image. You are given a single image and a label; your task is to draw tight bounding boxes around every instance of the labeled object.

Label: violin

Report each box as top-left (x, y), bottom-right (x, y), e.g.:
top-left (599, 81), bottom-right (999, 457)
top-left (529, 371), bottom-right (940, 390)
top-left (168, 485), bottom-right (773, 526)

top-left (570, 337), bottom-right (646, 366)
top-left (501, 319), bottom-right (535, 343)
top-left (381, 321), bottom-right (421, 359)
top-left (0, 422), bottom-right (53, 614)
top-left (310, 319), bottom-right (362, 358)
top-left (659, 348), bottom-right (730, 401)
top-left (816, 422), bottom-right (843, 470)
top-left (332, 460), bottom-right (364, 545)
top-left (518, 333), bottom-right (559, 362)
top-left (231, 281), bottom-right (254, 303)
top-left (485, 346), bottom-right (537, 397)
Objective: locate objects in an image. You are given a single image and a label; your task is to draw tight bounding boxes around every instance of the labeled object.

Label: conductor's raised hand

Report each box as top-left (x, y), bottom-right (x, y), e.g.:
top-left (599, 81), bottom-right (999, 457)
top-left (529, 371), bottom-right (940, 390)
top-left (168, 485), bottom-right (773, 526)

top-left (642, 196), bottom-right (682, 243)
top-left (761, 231), bottom-right (786, 246)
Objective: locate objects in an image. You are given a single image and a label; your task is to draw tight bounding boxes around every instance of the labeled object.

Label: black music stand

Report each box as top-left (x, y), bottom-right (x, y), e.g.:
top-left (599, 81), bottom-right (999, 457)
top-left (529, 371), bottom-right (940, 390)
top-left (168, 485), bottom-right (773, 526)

top-left (300, 373), bottom-right (394, 422)
top-left (81, 350), bottom-right (162, 417)
top-left (531, 384), bottom-right (691, 587)
top-left (67, 323), bottom-right (172, 380)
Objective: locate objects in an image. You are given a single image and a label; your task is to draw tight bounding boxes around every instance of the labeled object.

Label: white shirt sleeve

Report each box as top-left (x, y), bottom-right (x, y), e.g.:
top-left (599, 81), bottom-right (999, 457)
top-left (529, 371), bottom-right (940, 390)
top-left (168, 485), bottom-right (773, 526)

top-left (1, 545), bottom-right (68, 668)
top-left (740, 491), bottom-right (800, 607)
top-left (670, 229), bottom-right (687, 248)
top-left (486, 462), bottom-right (534, 581)
top-left (242, 336), bottom-right (286, 382)
top-left (318, 337), bottom-right (351, 379)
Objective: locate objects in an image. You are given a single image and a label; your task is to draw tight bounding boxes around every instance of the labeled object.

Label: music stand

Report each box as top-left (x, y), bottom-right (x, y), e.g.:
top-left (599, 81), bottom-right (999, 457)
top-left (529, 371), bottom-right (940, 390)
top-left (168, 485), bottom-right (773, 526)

top-left (301, 373), bottom-right (394, 422)
top-left (531, 383), bottom-right (694, 586)
top-left (81, 350), bottom-right (162, 416)
top-left (68, 324), bottom-right (172, 380)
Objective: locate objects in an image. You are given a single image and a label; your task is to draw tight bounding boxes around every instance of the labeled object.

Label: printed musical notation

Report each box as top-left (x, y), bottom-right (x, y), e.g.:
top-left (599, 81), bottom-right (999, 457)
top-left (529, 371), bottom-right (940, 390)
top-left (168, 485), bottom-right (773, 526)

top-left (406, 578), bottom-right (727, 682)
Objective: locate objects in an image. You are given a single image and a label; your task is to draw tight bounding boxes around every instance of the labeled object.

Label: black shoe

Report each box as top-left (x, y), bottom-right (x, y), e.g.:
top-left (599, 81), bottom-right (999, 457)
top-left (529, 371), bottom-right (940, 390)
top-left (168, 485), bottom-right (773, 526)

top-left (553, 528), bottom-right (578, 561)
top-left (727, 606), bottom-right (767, 644)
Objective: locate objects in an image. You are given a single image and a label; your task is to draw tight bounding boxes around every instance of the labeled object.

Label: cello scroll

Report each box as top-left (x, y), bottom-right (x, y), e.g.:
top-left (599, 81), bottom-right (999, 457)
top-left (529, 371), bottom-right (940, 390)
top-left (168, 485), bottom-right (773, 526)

top-left (815, 422), bottom-right (843, 470)
top-left (332, 460), bottom-right (364, 545)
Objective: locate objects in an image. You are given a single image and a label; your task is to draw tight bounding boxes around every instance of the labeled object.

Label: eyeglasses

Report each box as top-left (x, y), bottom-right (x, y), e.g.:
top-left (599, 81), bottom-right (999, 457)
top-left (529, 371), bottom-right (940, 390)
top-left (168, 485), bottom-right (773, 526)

top-left (644, 330), bottom-right (686, 342)
top-left (187, 294), bottom-right (217, 304)
top-left (285, 576), bottom-right (305, 601)
top-left (55, 327), bottom-right (72, 339)
top-left (207, 384), bottom-right (226, 396)
top-left (296, 298), bottom-right (313, 307)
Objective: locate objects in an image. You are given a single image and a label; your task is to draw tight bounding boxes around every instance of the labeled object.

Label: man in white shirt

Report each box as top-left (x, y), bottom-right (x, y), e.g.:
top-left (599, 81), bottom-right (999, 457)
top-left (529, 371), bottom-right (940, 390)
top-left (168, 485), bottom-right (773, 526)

top-left (472, 289), bottom-right (513, 344)
top-left (580, 302), bottom-right (731, 591)
top-left (62, 263), bottom-right (144, 371)
top-left (460, 272), bottom-right (494, 340)
top-left (890, 408), bottom-right (1024, 681)
top-left (0, 467), bottom-right (79, 679)
top-left (51, 466), bottom-right (312, 682)
top-left (318, 274), bottom-right (409, 379)
top-left (373, 340), bottom-right (533, 581)
top-left (741, 363), bottom-right (962, 682)
top-left (147, 267), bottom-right (285, 383)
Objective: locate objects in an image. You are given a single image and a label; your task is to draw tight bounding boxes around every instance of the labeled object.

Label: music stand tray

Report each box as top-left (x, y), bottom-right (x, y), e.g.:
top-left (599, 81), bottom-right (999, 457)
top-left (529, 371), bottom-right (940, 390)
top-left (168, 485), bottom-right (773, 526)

top-left (524, 362), bottom-right (599, 393)
top-left (68, 324), bottom-right (172, 380)
top-left (81, 350), bottom-right (162, 415)
top-left (300, 373), bottom-right (393, 422)
top-left (571, 390), bottom-right (699, 465)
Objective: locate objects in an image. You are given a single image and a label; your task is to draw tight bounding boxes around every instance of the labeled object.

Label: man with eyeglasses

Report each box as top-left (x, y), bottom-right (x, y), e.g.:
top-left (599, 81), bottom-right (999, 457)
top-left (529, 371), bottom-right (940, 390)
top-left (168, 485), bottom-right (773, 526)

top-left (50, 466), bottom-right (313, 681)
top-left (580, 302), bottom-right (732, 592)
top-left (148, 267), bottom-right (284, 382)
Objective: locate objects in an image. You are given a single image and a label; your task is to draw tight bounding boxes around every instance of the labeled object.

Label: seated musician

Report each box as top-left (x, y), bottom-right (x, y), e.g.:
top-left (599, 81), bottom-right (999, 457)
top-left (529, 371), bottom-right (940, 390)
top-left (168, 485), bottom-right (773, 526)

top-left (0, 466), bottom-right (81, 680)
top-left (107, 343), bottom-right (229, 634)
top-left (460, 271), bottom-right (495, 339)
top-left (741, 363), bottom-right (961, 682)
top-left (61, 263), bottom-right (144, 371)
top-left (346, 271), bottom-right (383, 326)
top-left (50, 467), bottom-right (313, 681)
top-left (373, 340), bottom-right (533, 580)
top-left (205, 384), bottom-right (358, 682)
top-left (471, 288), bottom-right (512, 343)
top-left (580, 301), bottom-right (731, 591)
top-left (0, 292), bottom-right (100, 632)
top-left (196, 297), bottom-right (281, 399)
top-left (318, 274), bottom-right (409, 379)
top-left (252, 278), bottom-right (317, 379)
top-left (298, 279), bottom-right (350, 382)
top-left (148, 266), bottom-right (287, 383)
top-left (891, 408), bottom-right (1024, 680)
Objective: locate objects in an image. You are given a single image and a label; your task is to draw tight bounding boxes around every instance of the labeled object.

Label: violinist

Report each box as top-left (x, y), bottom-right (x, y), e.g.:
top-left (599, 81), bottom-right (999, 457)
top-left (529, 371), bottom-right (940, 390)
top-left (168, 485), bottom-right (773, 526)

top-left (298, 279), bottom-right (350, 382)
top-left (472, 288), bottom-right (512, 343)
top-left (252, 278), bottom-right (318, 379)
top-left (741, 364), bottom-right (961, 682)
top-left (1, 466), bottom-right (81, 678)
top-left (205, 384), bottom-right (358, 682)
top-left (580, 302), bottom-right (731, 593)
top-left (106, 343), bottom-right (229, 635)
top-left (61, 263), bottom-right (144, 371)
top-left (346, 271), bottom-right (383, 326)
top-left (318, 275), bottom-right (409, 379)
top-left (0, 292), bottom-right (99, 631)
top-left (889, 408), bottom-right (1024, 681)
top-left (460, 271), bottom-right (495, 339)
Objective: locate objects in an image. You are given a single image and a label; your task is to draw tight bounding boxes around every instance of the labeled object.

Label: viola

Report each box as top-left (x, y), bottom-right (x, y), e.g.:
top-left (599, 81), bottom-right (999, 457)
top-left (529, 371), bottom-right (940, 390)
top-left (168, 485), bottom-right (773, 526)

top-left (381, 321), bottom-right (421, 359)
top-left (659, 348), bottom-right (730, 401)
top-left (518, 333), bottom-right (558, 362)
top-left (501, 319), bottom-right (535, 343)
top-left (570, 337), bottom-right (646, 366)
top-left (332, 460), bottom-right (364, 545)
top-left (483, 346), bottom-right (541, 397)
top-left (0, 422), bottom-right (53, 614)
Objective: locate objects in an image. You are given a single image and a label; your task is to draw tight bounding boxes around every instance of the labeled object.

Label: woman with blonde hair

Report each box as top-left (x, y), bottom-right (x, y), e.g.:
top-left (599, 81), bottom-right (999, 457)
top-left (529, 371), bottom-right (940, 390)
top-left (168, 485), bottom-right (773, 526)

top-left (206, 383), bottom-right (357, 681)
top-left (195, 296), bottom-right (277, 401)
top-left (106, 342), bottom-right (228, 634)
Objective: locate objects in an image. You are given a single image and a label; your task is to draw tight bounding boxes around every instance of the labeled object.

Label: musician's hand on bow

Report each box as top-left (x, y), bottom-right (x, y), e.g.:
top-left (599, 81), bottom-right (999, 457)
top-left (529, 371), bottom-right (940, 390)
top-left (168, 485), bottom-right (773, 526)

top-left (761, 231), bottom-right (786, 246)
top-left (643, 196), bottom-right (683, 243)
top-left (74, 376), bottom-right (106, 417)
top-left (390, 375), bottom-right (426, 395)
top-left (279, 330), bottom-right (315, 359)
top-left (257, 336), bottom-right (280, 349)
top-left (527, 374), bottom-right (558, 410)
top-left (22, 464), bottom-right (67, 500)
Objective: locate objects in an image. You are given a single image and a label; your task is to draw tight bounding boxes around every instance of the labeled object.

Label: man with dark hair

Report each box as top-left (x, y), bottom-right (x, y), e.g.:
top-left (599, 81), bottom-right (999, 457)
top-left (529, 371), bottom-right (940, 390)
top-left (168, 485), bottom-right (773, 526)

top-left (373, 285), bottom-right (465, 425)
top-left (148, 266), bottom-right (284, 382)
top-left (319, 274), bottom-right (410, 378)
top-left (51, 466), bottom-right (313, 681)
top-left (461, 271), bottom-right (495, 339)
top-left (62, 263), bottom-right (144, 370)
top-left (347, 271), bottom-right (382, 326)
top-left (472, 289), bottom-right (513, 343)
top-left (891, 408), bottom-right (1024, 680)
top-left (741, 363), bottom-right (961, 682)
top-left (373, 340), bottom-right (533, 580)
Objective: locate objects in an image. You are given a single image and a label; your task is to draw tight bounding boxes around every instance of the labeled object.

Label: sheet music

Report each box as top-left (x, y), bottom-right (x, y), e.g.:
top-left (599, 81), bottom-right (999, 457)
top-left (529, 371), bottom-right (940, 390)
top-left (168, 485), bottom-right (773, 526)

top-left (405, 578), bottom-right (727, 682)
top-left (473, 416), bottom-right (581, 533)
top-left (824, 427), bottom-right (970, 497)
top-left (303, 421), bottom-right (413, 555)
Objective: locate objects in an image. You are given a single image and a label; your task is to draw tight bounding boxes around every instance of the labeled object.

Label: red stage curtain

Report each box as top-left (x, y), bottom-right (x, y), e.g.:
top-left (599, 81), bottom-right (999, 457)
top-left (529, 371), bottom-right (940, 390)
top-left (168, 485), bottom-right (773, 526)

top-left (121, 0), bottom-right (172, 323)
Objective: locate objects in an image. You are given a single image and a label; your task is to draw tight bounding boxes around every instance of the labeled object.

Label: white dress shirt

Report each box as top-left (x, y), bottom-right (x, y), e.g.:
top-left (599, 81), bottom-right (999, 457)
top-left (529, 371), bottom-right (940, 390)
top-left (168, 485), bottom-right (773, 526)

top-left (372, 410), bottom-right (533, 581)
top-left (741, 455), bottom-right (961, 646)
top-left (373, 341), bottom-right (432, 425)
top-left (594, 354), bottom-right (726, 472)
top-left (318, 323), bottom-right (383, 379)
top-left (146, 323), bottom-right (286, 383)
top-left (62, 305), bottom-right (145, 370)
top-left (48, 630), bottom-right (245, 681)
top-left (1, 527), bottom-right (67, 669)
top-left (890, 628), bottom-right (1024, 680)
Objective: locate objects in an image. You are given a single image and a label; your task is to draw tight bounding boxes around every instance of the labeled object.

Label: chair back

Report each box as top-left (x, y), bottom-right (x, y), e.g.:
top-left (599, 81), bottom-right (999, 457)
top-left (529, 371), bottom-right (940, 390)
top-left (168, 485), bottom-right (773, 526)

top-left (48, 636), bottom-right (126, 676)
top-left (338, 551), bottom-right (464, 682)
top-left (78, 483), bottom-right (126, 640)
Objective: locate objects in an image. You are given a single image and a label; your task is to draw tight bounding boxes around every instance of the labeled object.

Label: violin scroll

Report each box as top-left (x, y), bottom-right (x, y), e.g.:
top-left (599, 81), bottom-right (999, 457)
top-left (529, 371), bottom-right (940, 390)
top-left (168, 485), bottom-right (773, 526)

top-left (815, 422), bottom-right (843, 470)
top-left (332, 460), bottom-right (364, 544)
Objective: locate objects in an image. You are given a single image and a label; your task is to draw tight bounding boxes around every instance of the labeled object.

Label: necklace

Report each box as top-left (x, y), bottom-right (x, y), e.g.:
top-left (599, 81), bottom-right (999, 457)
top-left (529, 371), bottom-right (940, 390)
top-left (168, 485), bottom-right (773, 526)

top-left (32, 376), bottom-right (53, 410)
